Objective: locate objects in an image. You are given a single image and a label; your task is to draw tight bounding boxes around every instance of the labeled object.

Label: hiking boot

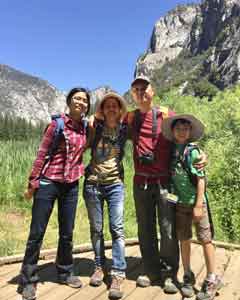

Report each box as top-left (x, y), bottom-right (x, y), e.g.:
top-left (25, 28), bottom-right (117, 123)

top-left (163, 277), bottom-right (178, 294)
top-left (196, 276), bottom-right (223, 300)
top-left (181, 271), bottom-right (196, 298)
top-left (58, 274), bottom-right (82, 288)
top-left (108, 275), bottom-right (124, 299)
top-left (21, 283), bottom-right (37, 300)
top-left (136, 275), bottom-right (151, 287)
top-left (89, 267), bottom-right (104, 287)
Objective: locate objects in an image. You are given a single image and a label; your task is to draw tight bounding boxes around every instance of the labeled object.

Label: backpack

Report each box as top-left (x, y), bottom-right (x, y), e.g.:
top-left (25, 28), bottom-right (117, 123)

top-left (90, 120), bottom-right (128, 162)
top-left (178, 143), bottom-right (200, 186)
top-left (127, 106), bottom-right (170, 162)
top-left (127, 106), bottom-right (169, 135)
top-left (87, 119), bottom-right (128, 180)
top-left (45, 114), bottom-right (88, 162)
top-left (175, 143), bottom-right (215, 237)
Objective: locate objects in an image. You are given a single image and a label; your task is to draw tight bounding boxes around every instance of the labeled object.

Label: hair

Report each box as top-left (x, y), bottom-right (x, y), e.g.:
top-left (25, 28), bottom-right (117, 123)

top-left (171, 118), bottom-right (192, 129)
top-left (66, 87), bottom-right (91, 115)
top-left (100, 97), bottom-right (121, 110)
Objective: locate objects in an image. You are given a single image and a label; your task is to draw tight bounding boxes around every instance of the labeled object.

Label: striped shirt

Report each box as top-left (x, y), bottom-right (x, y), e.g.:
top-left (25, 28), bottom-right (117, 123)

top-left (29, 114), bottom-right (87, 189)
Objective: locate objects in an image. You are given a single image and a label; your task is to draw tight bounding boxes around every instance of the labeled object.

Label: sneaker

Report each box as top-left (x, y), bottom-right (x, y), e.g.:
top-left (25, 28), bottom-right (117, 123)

top-left (196, 276), bottom-right (223, 300)
top-left (108, 275), bottom-right (124, 299)
top-left (136, 275), bottom-right (151, 287)
top-left (21, 283), bottom-right (37, 300)
top-left (163, 277), bottom-right (178, 294)
top-left (181, 271), bottom-right (196, 298)
top-left (58, 274), bottom-right (82, 288)
top-left (89, 267), bottom-right (104, 286)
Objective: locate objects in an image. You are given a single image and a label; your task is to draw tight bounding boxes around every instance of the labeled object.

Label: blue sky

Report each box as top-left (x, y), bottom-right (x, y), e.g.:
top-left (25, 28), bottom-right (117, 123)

top-left (0, 0), bottom-right (199, 94)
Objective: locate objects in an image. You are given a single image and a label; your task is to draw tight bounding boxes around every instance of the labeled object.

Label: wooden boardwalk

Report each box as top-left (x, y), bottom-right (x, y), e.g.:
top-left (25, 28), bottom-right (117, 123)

top-left (0, 242), bottom-right (240, 300)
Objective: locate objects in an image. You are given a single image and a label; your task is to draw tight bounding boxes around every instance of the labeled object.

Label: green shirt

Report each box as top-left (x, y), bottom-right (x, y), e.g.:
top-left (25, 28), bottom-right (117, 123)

top-left (171, 143), bottom-right (205, 206)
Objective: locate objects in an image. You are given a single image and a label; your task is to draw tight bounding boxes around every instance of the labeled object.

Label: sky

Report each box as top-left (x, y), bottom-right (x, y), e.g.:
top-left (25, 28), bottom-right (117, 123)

top-left (0, 0), bottom-right (199, 94)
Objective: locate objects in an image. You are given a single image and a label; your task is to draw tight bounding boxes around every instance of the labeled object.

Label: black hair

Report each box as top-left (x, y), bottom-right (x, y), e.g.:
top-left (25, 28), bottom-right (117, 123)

top-left (66, 87), bottom-right (91, 115)
top-left (171, 118), bottom-right (191, 129)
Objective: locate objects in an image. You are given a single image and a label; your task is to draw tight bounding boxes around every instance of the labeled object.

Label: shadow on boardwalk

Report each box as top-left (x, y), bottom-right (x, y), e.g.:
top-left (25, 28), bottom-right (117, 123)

top-left (1, 243), bottom-right (240, 300)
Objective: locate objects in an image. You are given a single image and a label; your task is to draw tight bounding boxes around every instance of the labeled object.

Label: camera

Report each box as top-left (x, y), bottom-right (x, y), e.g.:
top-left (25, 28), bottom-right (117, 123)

top-left (138, 152), bottom-right (155, 165)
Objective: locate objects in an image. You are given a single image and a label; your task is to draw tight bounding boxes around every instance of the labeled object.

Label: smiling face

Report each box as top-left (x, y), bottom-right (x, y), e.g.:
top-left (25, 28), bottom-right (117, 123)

top-left (172, 120), bottom-right (192, 144)
top-left (131, 80), bottom-right (154, 111)
top-left (68, 91), bottom-right (89, 116)
top-left (102, 97), bottom-right (121, 123)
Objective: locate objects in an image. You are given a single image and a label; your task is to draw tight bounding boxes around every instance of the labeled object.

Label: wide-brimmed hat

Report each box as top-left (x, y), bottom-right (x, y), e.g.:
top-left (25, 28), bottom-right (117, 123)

top-left (161, 114), bottom-right (205, 142)
top-left (131, 75), bottom-right (150, 87)
top-left (95, 92), bottom-right (127, 119)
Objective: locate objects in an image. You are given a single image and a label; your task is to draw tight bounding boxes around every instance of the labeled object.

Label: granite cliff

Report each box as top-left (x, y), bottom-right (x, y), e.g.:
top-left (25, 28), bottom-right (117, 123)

top-left (135, 0), bottom-right (240, 90)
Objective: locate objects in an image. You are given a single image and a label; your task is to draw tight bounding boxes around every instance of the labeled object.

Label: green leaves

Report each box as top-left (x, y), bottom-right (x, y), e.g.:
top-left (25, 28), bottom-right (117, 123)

top-left (157, 84), bottom-right (240, 242)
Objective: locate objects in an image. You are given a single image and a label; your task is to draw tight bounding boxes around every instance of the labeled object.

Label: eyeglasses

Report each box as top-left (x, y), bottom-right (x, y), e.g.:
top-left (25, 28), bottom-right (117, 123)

top-left (72, 96), bottom-right (88, 102)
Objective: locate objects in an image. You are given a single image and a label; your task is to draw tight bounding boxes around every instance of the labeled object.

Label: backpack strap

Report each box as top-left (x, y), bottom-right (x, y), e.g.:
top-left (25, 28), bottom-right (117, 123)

top-left (182, 143), bottom-right (215, 238)
top-left (180, 143), bottom-right (200, 186)
top-left (46, 114), bottom-right (65, 161)
top-left (131, 106), bottom-right (166, 153)
top-left (159, 106), bottom-right (169, 119)
top-left (90, 120), bottom-right (104, 156)
top-left (87, 120), bottom-right (127, 180)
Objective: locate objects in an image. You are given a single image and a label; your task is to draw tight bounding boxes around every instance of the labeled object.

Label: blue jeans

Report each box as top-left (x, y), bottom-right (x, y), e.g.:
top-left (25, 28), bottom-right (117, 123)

top-left (83, 182), bottom-right (126, 275)
top-left (20, 178), bottom-right (79, 285)
top-left (133, 183), bottom-right (179, 279)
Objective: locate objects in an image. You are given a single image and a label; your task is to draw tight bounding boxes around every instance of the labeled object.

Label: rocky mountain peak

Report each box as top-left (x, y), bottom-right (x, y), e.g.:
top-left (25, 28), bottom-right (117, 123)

top-left (135, 0), bottom-right (240, 90)
top-left (0, 64), bottom-right (66, 124)
top-left (136, 3), bottom-right (199, 77)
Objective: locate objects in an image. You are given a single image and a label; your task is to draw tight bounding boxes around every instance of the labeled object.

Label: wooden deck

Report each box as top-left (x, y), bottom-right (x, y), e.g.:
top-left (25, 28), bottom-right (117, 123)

top-left (0, 242), bottom-right (240, 300)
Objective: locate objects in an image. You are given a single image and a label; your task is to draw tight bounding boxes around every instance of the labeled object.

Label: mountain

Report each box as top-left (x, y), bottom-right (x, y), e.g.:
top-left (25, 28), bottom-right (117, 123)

top-left (135, 0), bottom-right (240, 93)
top-left (0, 64), bottom-right (114, 124)
top-left (0, 64), bottom-right (67, 124)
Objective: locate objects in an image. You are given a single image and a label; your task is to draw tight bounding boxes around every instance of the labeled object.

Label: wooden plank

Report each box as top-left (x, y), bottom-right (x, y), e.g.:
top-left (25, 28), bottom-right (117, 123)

top-left (0, 251), bottom-right (95, 300)
top-left (0, 239), bottom-right (139, 266)
top-left (194, 245), bottom-right (230, 296)
top-left (36, 245), bottom-right (141, 300)
top-left (1, 244), bottom-right (240, 300)
top-left (216, 250), bottom-right (240, 300)
top-left (150, 243), bottom-right (205, 300)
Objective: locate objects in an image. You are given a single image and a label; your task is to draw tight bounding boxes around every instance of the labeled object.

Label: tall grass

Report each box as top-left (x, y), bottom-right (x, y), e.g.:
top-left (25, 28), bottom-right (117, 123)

top-left (2, 84), bottom-right (240, 255)
top-left (0, 139), bottom-right (38, 209)
top-left (0, 139), bottom-right (137, 256)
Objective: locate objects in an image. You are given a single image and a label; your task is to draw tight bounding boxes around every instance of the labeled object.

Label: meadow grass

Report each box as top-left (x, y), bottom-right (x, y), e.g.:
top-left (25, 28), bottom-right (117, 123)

top-left (2, 88), bottom-right (240, 256)
top-left (0, 139), bottom-right (137, 257)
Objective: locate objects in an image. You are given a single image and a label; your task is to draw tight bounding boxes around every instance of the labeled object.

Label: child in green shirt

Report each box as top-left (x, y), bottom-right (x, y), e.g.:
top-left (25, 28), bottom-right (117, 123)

top-left (161, 114), bottom-right (222, 300)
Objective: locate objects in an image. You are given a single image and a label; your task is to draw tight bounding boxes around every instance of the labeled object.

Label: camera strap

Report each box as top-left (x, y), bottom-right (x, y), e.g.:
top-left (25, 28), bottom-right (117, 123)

top-left (134, 107), bottom-right (158, 154)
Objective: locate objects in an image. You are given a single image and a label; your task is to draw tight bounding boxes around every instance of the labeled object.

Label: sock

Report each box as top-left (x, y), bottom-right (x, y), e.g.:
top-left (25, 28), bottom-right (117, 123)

top-left (206, 273), bottom-right (216, 282)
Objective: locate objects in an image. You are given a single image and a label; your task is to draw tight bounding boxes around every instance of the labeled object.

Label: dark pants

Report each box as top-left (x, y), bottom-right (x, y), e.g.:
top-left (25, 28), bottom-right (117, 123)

top-left (20, 178), bottom-right (79, 285)
top-left (133, 183), bottom-right (179, 279)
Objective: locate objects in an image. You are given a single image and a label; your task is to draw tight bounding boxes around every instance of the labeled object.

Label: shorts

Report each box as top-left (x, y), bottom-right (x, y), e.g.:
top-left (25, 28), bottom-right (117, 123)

top-left (176, 203), bottom-right (213, 243)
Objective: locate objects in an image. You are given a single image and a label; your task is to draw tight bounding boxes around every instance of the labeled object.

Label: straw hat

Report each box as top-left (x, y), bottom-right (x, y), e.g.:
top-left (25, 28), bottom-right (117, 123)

top-left (95, 92), bottom-right (127, 119)
top-left (161, 114), bottom-right (205, 142)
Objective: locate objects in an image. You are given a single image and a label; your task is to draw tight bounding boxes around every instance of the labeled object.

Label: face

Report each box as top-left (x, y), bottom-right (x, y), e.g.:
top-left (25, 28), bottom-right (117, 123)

top-left (68, 91), bottom-right (89, 115)
top-left (172, 121), bottom-right (191, 144)
top-left (131, 80), bottom-right (154, 108)
top-left (102, 97), bottom-right (121, 121)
